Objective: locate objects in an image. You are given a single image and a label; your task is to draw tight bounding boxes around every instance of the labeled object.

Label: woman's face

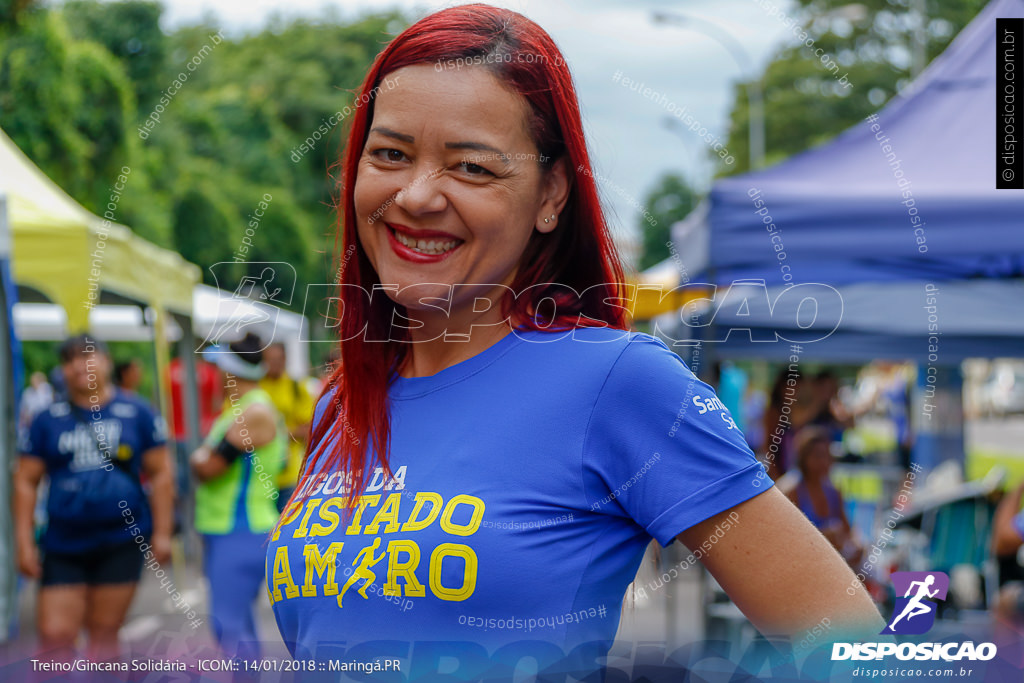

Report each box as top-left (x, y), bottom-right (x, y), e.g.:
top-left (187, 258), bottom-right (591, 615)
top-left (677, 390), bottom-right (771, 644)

top-left (353, 64), bottom-right (569, 326)
top-left (804, 440), bottom-right (832, 479)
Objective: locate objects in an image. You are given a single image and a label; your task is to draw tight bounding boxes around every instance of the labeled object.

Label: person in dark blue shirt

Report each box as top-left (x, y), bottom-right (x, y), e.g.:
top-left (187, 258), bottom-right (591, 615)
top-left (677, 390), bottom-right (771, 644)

top-left (14, 335), bottom-right (175, 661)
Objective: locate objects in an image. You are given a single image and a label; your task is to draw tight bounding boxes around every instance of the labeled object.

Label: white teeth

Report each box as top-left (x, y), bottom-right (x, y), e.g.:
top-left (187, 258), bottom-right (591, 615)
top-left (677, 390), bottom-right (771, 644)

top-left (393, 229), bottom-right (458, 255)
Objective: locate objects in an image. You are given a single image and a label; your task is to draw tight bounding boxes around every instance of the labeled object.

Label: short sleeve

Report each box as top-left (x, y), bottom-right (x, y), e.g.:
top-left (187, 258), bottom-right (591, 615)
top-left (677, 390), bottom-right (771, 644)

top-left (582, 335), bottom-right (773, 546)
top-left (17, 410), bottom-right (48, 461)
top-left (138, 402), bottom-right (169, 452)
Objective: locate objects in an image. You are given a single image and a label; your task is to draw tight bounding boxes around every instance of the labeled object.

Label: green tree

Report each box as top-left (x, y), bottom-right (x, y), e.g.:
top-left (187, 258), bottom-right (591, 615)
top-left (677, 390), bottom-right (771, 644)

top-left (638, 173), bottom-right (699, 271)
top-left (721, 0), bottom-right (986, 176)
top-left (0, 0), bottom-right (35, 30)
top-left (170, 168), bottom-right (240, 284)
top-left (0, 9), bottom-right (137, 207)
top-left (63, 0), bottom-right (166, 113)
top-left (1, 2), bottom-right (407, 310)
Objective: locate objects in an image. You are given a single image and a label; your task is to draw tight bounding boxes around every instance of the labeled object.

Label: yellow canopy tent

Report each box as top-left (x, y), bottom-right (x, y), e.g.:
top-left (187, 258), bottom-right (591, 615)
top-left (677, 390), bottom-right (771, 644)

top-left (629, 269), bottom-right (699, 321)
top-left (629, 201), bottom-right (713, 323)
top-left (0, 127), bottom-right (200, 419)
top-left (628, 262), bottom-right (710, 322)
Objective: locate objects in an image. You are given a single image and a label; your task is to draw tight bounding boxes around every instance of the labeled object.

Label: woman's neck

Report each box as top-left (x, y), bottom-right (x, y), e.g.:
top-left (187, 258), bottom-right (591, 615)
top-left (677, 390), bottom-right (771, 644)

top-left (400, 322), bottom-right (513, 378)
top-left (399, 295), bottom-right (515, 378)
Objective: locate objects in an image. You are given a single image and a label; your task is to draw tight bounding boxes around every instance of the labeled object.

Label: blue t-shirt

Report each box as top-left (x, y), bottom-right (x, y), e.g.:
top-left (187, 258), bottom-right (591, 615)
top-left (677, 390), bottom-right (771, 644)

top-left (19, 390), bottom-right (167, 553)
top-left (266, 328), bottom-right (772, 663)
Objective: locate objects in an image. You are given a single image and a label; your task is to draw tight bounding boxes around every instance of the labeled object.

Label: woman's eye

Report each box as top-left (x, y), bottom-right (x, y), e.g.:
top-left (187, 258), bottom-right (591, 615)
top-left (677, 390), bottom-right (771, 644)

top-left (373, 148), bottom-right (407, 163)
top-left (458, 161), bottom-right (491, 176)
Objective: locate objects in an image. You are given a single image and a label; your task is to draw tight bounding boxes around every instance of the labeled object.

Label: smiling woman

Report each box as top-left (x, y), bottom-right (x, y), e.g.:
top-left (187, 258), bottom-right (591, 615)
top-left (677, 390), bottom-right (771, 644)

top-left (266, 2), bottom-right (884, 674)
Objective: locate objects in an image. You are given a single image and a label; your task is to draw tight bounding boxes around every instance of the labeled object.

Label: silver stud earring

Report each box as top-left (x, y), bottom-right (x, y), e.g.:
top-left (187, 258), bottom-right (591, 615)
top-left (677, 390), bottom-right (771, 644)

top-left (543, 217), bottom-right (551, 224)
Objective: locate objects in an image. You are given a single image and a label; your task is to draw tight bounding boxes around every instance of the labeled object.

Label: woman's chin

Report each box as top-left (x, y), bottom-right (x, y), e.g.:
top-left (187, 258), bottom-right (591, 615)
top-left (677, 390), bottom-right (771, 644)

top-left (384, 284), bottom-right (459, 310)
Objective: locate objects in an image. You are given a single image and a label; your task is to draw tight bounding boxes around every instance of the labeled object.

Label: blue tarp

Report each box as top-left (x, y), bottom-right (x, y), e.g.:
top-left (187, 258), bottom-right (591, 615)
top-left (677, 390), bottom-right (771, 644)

top-left (673, 279), bottom-right (1024, 362)
top-left (664, 0), bottom-right (1024, 361)
top-left (707, 0), bottom-right (1024, 287)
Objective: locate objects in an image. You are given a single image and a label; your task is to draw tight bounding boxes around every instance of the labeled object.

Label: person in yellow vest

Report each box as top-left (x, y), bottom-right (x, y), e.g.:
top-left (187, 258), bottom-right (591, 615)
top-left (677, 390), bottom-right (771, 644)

top-left (190, 333), bottom-right (284, 661)
top-left (258, 342), bottom-right (313, 512)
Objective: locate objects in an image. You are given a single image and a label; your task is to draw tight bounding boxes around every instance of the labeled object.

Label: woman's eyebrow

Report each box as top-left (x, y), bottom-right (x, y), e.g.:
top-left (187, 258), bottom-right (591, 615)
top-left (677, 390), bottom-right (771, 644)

top-left (445, 140), bottom-right (510, 163)
top-left (369, 126), bottom-right (415, 143)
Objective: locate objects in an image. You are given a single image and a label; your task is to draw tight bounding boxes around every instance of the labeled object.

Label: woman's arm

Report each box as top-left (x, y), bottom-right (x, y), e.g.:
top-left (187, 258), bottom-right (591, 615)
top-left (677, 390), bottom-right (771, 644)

top-left (142, 445), bottom-right (175, 564)
top-left (190, 444), bottom-right (227, 482)
top-left (678, 486), bottom-right (883, 641)
top-left (190, 403), bottom-right (277, 482)
top-left (13, 456), bottom-right (46, 578)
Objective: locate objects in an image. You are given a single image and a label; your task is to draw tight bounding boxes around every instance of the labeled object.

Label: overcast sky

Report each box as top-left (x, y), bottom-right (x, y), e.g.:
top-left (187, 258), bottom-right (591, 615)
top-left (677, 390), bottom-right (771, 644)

top-left (154, 0), bottom-right (798, 261)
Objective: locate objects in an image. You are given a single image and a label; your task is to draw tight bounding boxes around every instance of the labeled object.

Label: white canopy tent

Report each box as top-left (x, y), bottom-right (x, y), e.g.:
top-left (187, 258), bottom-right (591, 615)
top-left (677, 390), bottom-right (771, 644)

top-left (13, 284), bottom-right (311, 378)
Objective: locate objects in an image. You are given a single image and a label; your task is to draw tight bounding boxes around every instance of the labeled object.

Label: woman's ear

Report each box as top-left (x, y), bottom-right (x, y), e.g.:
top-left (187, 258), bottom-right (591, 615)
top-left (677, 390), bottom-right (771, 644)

top-left (535, 157), bottom-right (572, 234)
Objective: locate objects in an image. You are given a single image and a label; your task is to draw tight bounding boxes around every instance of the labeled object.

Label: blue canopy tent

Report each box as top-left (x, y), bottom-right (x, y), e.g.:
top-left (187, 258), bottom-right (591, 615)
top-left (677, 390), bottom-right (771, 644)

top-left (660, 0), bottom-right (1024, 362)
top-left (654, 0), bottom-right (1024, 478)
top-left (653, 0), bottom-right (1024, 622)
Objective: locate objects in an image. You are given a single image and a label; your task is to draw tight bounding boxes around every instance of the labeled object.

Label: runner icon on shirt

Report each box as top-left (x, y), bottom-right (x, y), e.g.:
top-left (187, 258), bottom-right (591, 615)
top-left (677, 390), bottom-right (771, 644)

top-left (338, 538), bottom-right (386, 607)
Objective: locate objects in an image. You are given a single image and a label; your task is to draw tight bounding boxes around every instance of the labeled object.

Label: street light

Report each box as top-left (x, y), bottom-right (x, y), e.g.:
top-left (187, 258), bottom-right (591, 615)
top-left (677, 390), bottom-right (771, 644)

top-left (652, 11), bottom-right (766, 170)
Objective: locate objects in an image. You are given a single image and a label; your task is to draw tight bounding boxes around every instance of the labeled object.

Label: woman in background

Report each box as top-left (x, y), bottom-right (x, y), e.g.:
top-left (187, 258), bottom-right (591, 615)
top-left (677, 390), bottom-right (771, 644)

top-left (762, 367), bottom-right (817, 480)
top-left (788, 426), bottom-right (864, 569)
top-left (191, 333), bottom-right (284, 661)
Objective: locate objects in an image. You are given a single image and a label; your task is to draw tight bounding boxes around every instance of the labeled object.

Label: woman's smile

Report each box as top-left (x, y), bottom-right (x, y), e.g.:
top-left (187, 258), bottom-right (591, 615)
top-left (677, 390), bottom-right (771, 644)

top-left (384, 222), bottom-right (464, 262)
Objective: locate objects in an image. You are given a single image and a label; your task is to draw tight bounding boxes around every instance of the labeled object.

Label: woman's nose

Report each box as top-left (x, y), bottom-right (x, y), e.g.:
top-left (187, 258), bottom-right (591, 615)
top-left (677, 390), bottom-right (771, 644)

top-left (392, 166), bottom-right (447, 216)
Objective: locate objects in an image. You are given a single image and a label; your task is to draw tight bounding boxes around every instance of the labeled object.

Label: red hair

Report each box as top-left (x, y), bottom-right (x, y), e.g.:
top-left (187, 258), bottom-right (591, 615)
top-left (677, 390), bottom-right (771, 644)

top-left (283, 4), bottom-right (627, 517)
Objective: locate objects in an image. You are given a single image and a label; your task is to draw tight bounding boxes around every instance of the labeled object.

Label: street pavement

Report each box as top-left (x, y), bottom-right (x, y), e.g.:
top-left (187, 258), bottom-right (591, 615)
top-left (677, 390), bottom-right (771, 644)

top-left (3, 538), bottom-right (707, 676)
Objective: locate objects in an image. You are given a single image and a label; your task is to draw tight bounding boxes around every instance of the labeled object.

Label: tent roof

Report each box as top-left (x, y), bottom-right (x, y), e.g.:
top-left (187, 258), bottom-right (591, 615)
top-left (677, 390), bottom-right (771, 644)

top-left (12, 284), bottom-right (311, 378)
top-left (0, 127), bottom-right (200, 329)
top-left (688, 279), bottom-right (1024, 362)
top-left (707, 0), bottom-right (1024, 286)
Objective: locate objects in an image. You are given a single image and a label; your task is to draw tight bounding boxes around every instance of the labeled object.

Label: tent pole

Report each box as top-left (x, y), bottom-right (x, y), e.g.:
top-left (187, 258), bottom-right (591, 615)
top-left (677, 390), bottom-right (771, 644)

top-left (175, 313), bottom-right (202, 561)
top-left (0, 196), bottom-right (19, 642)
top-left (177, 314), bottom-right (201, 453)
top-left (152, 306), bottom-right (172, 422)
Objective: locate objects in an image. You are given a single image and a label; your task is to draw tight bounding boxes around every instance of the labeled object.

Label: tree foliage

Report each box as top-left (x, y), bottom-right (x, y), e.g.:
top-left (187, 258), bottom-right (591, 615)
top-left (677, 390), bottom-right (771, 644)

top-left (0, 0), bottom-right (405, 305)
top-left (720, 0), bottom-right (986, 176)
top-left (638, 173), bottom-right (699, 271)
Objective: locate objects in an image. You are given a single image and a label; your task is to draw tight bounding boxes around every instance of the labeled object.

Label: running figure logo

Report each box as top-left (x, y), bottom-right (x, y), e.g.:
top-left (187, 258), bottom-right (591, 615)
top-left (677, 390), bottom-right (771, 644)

top-left (337, 538), bottom-right (386, 608)
top-left (880, 571), bottom-right (949, 635)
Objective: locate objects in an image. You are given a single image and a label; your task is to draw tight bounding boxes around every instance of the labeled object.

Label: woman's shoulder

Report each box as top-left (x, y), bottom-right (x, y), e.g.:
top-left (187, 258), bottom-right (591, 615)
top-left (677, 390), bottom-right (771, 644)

top-left (511, 327), bottom-right (699, 403)
top-left (512, 326), bottom-right (678, 364)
